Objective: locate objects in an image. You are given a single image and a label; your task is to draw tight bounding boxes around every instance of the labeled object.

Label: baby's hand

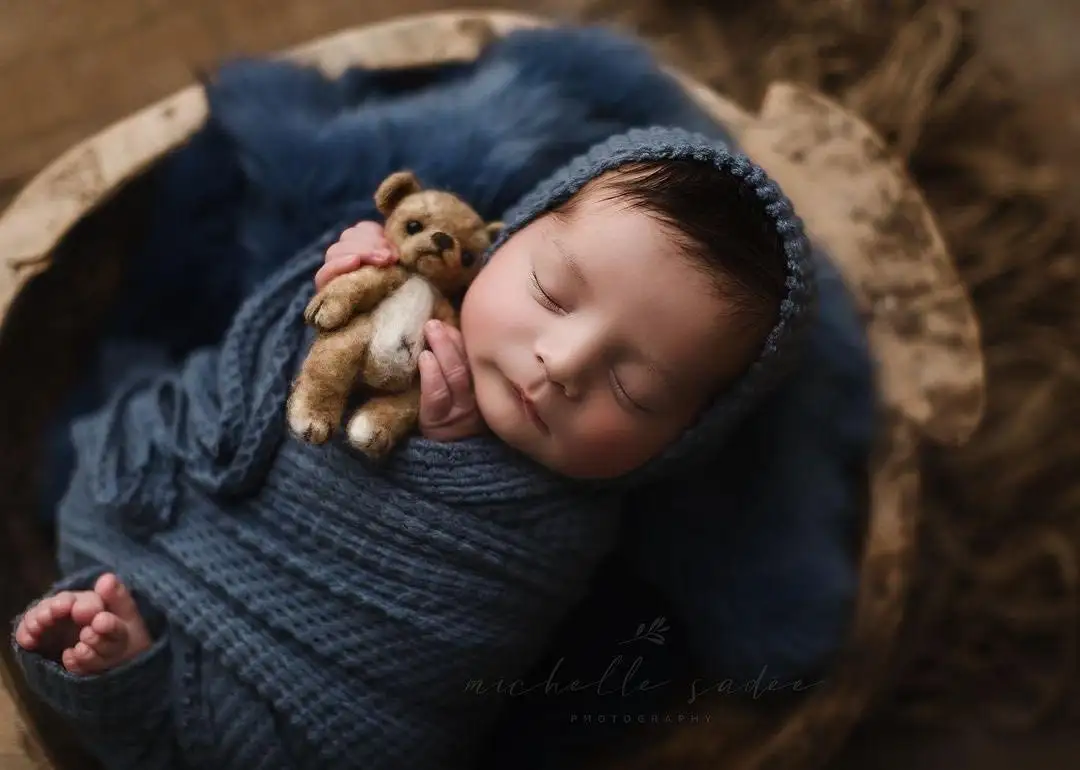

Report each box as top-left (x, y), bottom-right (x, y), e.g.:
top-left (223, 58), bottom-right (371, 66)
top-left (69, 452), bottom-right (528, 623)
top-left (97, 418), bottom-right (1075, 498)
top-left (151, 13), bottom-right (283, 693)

top-left (14, 573), bottom-right (152, 675)
top-left (315, 221), bottom-right (398, 292)
top-left (419, 320), bottom-right (486, 442)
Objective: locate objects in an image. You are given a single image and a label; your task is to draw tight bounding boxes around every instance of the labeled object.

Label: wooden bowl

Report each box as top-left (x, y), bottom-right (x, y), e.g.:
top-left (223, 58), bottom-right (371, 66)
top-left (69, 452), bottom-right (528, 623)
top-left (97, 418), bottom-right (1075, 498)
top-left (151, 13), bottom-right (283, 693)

top-left (0, 9), bottom-right (985, 770)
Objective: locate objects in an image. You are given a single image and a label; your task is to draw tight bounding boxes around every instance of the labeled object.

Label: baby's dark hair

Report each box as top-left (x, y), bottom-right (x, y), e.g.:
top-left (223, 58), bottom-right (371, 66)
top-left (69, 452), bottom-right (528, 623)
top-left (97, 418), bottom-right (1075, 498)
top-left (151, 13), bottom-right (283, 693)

top-left (557, 159), bottom-right (789, 352)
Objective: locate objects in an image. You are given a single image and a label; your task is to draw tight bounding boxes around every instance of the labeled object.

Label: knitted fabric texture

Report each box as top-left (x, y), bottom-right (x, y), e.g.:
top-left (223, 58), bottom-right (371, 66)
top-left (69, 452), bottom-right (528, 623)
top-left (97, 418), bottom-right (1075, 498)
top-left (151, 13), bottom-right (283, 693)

top-left (10, 25), bottom-right (861, 770)
top-left (14, 233), bottom-right (624, 770)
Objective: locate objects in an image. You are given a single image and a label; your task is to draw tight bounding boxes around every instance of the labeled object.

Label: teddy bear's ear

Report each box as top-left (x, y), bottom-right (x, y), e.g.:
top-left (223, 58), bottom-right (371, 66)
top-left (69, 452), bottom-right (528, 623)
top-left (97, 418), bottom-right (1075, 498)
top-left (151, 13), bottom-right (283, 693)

top-left (375, 171), bottom-right (422, 217)
top-left (485, 221), bottom-right (504, 242)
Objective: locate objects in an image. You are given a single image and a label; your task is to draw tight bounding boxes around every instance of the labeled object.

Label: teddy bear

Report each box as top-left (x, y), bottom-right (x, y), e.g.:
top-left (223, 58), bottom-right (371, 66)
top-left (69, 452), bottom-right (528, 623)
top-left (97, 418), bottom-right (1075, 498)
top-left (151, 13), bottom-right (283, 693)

top-left (286, 170), bottom-right (501, 459)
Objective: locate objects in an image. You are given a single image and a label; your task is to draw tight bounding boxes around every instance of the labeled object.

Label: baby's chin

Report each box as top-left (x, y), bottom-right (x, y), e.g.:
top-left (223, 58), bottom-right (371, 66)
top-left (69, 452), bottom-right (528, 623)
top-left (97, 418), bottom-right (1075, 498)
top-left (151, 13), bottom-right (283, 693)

top-left (480, 409), bottom-right (645, 481)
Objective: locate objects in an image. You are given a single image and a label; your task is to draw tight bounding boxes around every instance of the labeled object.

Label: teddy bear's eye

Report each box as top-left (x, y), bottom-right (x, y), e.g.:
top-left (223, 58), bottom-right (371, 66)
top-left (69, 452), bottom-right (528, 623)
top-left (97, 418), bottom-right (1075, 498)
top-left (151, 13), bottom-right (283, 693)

top-left (405, 220), bottom-right (424, 235)
top-left (461, 251), bottom-right (476, 268)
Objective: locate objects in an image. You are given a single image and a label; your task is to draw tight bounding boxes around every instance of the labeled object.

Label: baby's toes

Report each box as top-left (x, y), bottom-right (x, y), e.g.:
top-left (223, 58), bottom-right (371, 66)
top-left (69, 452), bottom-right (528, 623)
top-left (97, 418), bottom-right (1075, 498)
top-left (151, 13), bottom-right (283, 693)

top-left (14, 612), bottom-right (41, 649)
top-left (45, 592), bottom-right (77, 625)
top-left (80, 612), bottom-right (129, 660)
top-left (67, 637), bottom-right (122, 676)
top-left (61, 646), bottom-right (82, 674)
top-left (70, 591), bottom-right (105, 627)
top-left (16, 593), bottom-right (71, 648)
top-left (21, 604), bottom-right (52, 640)
top-left (61, 641), bottom-right (99, 675)
top-left (95, 574), bottom-right (140, 624)
top-left (14, 620), bottom-right (33, 649)
top-left (35, 591), bottom-right (75, 630)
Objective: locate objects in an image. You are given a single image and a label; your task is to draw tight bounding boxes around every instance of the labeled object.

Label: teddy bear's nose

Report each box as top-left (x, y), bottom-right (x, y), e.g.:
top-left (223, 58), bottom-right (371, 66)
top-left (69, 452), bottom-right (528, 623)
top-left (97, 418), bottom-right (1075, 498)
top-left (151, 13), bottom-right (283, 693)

top-left (431, 232), bottom-right (455, 253)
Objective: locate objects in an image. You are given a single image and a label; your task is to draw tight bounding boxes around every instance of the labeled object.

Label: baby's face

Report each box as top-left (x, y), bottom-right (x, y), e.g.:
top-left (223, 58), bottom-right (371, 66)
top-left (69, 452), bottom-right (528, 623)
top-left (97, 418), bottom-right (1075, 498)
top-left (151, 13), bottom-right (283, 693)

top-left (460, 192), bottom-right (748, 479)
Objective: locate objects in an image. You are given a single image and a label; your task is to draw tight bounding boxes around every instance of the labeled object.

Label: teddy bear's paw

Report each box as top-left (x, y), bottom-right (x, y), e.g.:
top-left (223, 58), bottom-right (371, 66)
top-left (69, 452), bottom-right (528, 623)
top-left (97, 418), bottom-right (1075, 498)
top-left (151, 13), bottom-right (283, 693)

top-left (287, 398), bottom-right (335, 444)
top-left (304, 293), bottom-right (352, 331)
top-left (346, 412), bottom-right (395, 459)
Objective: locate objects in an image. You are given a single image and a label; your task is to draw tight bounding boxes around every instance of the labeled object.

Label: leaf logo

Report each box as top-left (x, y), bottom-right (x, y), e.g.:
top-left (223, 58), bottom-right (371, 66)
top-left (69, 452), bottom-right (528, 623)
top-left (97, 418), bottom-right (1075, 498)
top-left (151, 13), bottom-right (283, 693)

top-left (619, 616), bottom-right (670, 646)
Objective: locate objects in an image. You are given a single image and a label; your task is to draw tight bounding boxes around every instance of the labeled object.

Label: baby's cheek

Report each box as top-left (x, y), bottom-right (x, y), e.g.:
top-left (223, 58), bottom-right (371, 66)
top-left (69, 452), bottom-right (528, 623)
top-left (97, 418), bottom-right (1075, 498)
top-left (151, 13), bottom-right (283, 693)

top-left (560, 411), bottom-right (670, 479)
top-left (471, 366), bottom-right (503, 423)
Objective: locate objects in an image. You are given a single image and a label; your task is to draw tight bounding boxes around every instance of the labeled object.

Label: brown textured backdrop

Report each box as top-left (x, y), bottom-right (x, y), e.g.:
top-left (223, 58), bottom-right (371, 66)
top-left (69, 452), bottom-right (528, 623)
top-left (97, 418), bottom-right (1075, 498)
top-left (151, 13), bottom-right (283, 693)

top-left (2, 1), bottom-right (1079, 768)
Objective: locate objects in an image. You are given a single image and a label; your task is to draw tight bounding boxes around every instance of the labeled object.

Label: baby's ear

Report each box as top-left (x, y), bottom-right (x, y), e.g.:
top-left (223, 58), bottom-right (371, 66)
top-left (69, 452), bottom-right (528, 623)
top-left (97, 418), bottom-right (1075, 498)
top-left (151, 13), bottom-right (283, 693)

top-left (485, 221), bottom-right (504, 242)
top-left (375, 171), bottom-right (422, 217)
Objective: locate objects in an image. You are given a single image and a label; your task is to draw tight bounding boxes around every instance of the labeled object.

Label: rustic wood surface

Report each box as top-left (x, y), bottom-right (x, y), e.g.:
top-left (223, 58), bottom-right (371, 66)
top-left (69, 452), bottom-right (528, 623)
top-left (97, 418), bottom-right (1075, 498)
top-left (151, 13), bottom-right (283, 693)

top-left (738, 83), bottom-right (985, 445)
top-left (0, 1), bottom-right (1074, 769)
top-left (0, 4), bottom-right (750, 351)
top-left (0, 679), bottom-right (41, 770)
top-left (0, 0), bottom-right (518, 214)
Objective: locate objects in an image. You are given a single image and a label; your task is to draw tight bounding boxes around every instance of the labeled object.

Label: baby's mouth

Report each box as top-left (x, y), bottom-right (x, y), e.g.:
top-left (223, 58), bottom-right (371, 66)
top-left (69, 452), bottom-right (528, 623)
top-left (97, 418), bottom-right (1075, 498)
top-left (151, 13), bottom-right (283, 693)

top-left (513, 383), bottom-right (549, 433)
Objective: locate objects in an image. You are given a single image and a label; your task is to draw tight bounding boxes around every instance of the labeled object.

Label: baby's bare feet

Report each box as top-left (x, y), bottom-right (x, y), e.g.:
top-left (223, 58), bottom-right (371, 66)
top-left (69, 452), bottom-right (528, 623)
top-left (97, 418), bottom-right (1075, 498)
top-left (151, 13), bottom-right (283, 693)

top-left (64, 573), bottom-right (153, 675)
top-left (14, 573), bottom-right (152, 675)
top-left (15, 587), bottom-right (104, 657)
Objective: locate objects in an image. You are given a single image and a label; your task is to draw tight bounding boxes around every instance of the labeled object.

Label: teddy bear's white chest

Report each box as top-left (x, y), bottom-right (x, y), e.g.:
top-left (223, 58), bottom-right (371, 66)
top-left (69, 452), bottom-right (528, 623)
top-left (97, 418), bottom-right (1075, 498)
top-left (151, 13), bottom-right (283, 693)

top-left (368, 274), bottom-right (438, 376)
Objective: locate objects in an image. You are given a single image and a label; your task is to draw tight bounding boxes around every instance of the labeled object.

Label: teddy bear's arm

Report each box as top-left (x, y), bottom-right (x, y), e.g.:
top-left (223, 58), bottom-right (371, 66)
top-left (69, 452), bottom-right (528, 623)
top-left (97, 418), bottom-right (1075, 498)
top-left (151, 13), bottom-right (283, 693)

top-left (304, 266), bottom-right (408, 332)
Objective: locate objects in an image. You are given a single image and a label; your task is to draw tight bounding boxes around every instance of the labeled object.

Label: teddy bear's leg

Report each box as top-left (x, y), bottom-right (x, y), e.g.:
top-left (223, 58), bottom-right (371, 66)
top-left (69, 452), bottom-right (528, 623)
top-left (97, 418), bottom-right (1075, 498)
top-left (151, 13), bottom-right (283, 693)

top-left (287, 317), bottom-right (373, 444)
top-left (345, 385), bottom-right (422, 459)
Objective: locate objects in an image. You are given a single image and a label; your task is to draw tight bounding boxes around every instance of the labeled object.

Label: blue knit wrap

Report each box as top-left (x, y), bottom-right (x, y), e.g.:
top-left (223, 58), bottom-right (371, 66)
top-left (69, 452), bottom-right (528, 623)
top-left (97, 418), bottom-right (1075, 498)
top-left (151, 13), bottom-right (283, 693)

top-left (9, 23), bottom-right (873, 770)
top-left (17, 235), bottom-right (624, 770)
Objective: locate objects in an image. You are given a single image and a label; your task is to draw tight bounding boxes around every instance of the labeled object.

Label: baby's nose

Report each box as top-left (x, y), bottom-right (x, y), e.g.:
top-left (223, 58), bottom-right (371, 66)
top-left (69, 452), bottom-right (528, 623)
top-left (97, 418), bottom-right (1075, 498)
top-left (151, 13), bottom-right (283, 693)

top-left (432, 232), bottom-right (454, 252)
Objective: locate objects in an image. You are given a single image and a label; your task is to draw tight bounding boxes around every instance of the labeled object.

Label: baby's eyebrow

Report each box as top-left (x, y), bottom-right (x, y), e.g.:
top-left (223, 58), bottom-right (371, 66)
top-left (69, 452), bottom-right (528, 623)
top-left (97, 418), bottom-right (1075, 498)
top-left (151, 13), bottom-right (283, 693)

top-left (644, 359), bottom-right (679, 391)
top-left (553, 238), bottom-right (587, 287)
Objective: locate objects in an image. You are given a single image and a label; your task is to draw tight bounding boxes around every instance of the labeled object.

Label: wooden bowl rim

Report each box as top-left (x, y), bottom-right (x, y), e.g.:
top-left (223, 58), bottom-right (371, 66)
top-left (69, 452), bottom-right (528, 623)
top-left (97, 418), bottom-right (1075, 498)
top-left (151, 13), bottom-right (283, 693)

top-left (0, 9), bottom-right (981, 770)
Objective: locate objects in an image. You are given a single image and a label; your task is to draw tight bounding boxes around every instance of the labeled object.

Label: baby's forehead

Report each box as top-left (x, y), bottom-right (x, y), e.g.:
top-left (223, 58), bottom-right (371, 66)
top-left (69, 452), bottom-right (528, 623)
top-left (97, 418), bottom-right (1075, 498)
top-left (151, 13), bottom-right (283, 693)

top-left (557, 195), bottom-right (693, 264)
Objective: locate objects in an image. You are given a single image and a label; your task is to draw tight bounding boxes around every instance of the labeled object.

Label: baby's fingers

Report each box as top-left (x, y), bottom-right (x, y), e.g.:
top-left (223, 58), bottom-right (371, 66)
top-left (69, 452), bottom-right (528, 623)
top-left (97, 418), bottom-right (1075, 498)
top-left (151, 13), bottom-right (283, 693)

top-left (325, 239), bottom-right (396, 264)
top-left (314, 255), bottom-right (364, 292)
top-left (419, 351), bottom-right (452, 423)
top-left (424, 322), bottom-right (472, 404)
top-left (338, 221), bottom-right (386, 247)
top-left (436, 321), bottom-right (467, 359)
top-left (316, 254), bottom-right (396, 292)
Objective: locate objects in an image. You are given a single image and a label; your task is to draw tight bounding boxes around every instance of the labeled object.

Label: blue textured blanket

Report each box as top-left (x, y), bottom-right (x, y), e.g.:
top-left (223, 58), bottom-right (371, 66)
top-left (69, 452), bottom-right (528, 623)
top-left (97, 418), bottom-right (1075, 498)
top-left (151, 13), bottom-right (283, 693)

top-left (35, 23), bottom-right (875, 769)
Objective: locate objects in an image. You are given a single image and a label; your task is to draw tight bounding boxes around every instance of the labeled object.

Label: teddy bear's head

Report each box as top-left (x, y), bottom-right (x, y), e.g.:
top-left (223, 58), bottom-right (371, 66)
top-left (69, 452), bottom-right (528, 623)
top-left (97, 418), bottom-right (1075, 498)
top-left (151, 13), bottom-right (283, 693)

top-left (374, 171), bottom-right (501, 295)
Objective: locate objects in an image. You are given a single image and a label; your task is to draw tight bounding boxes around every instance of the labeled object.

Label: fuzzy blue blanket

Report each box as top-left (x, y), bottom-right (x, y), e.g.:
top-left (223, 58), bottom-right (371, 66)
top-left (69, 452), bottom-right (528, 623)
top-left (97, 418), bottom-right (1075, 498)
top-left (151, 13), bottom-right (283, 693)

top-left (37, 24), bottom-right (875, 769)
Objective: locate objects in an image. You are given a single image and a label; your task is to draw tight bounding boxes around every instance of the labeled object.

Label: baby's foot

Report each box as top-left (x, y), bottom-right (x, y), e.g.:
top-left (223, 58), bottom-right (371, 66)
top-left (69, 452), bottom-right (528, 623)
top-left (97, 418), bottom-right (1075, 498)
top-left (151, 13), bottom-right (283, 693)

top-left (13, 574), bottom-right (152, 675)
top-left (62, 573), bottom-right (152, 675)
top-left (14, 588), bottom-right (102, 660)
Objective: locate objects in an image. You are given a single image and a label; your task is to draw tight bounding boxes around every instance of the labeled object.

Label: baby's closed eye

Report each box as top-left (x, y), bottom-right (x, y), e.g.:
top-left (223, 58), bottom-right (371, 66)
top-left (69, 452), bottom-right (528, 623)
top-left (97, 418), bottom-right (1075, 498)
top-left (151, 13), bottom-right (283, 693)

top-left (609, 370), bottom-right (652, 413)
top-left (530, 269), bottom-right (565, 313)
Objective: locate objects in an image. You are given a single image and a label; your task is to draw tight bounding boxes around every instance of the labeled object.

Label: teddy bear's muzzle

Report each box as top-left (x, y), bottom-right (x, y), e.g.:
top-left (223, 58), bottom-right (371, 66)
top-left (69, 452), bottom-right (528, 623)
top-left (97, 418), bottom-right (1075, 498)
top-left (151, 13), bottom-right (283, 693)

top-left (431, 231), bottom-right (455, 253)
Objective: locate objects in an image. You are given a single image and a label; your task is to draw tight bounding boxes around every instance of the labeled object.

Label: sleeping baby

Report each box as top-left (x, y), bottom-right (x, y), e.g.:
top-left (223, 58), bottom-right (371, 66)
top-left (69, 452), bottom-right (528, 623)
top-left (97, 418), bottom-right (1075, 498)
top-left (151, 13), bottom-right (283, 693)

top-left (11, 127), bottom-right (813, 769)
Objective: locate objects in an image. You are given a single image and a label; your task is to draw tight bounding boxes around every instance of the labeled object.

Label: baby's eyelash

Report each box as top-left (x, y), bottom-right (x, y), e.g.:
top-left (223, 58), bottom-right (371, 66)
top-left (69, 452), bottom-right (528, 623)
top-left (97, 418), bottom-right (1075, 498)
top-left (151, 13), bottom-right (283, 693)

top-left (611, 373), bottom-right (651, 414)
top-left (531, 270), bottom-right (562, 312)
